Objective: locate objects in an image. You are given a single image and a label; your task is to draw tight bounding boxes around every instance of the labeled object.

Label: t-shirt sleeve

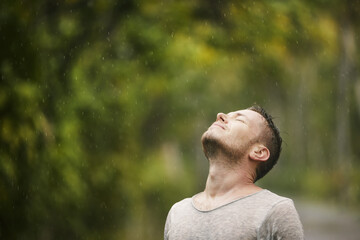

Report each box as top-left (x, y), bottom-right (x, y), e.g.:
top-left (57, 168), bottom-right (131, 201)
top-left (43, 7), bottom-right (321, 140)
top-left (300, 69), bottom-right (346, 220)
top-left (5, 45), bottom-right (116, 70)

top-left (258, 199), bottom-right (304, 240)
top-left (164, 207), bottom-right (172, 240)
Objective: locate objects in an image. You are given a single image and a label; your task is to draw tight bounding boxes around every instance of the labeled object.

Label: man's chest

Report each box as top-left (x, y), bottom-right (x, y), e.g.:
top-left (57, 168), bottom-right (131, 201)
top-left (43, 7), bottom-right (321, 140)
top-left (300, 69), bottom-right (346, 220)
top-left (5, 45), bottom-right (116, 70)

top-left (168, 210), bottom-right (262, 240)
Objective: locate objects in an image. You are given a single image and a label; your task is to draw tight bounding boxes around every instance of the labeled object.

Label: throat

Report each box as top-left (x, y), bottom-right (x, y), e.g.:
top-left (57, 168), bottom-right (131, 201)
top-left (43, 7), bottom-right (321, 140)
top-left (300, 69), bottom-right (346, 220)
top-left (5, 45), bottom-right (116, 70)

top-left (205, 162), bottom-right (256, 196)
top-left (193, 163), bottom-right (262, 211)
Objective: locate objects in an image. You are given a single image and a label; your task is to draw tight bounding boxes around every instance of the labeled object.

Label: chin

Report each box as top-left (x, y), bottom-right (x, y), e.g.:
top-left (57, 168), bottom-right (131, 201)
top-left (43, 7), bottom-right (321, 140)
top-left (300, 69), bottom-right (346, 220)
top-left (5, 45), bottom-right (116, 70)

top-left (201, 130), bottom-right (223, 158)
top-left (202, 127), bottom-right (221, 140)
top-left (201, 130), bottom-right (246, 161)
top-left (201, 129), bottom-right (217, 145)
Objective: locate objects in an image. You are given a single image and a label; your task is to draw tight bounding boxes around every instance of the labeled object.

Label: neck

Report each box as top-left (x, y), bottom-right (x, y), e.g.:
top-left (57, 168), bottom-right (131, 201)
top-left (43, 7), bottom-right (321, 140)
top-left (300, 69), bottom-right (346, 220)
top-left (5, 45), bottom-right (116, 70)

top-left (193, 155), bottom-right (263, 211)
top-left (204, 155), bottom-right (261, 200)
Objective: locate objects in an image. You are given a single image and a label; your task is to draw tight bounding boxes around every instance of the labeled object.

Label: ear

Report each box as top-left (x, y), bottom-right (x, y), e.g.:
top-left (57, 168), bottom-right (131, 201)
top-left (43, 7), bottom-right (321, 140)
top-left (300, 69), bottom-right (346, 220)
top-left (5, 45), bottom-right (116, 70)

top-left (249, 144), bottom-right (270, 162)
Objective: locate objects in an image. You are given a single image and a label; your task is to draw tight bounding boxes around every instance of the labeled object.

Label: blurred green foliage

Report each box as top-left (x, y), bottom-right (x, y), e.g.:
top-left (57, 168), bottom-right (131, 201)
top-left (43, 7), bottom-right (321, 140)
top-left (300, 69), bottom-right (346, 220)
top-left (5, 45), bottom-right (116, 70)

top-left (1, 0), bottom-right (360, 239)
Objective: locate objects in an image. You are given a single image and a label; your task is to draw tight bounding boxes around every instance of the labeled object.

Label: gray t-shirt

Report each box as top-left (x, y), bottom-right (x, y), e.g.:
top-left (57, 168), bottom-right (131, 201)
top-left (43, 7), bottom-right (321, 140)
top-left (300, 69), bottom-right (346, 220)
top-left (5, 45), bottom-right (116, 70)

top-left (164, 189), bottom-right (304, 240)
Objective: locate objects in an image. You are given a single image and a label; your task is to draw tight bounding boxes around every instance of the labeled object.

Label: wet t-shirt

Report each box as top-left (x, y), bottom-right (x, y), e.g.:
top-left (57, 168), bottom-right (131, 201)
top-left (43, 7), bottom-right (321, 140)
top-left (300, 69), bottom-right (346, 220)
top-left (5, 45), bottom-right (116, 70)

top-left (164, 190), bottom-right (304, 240)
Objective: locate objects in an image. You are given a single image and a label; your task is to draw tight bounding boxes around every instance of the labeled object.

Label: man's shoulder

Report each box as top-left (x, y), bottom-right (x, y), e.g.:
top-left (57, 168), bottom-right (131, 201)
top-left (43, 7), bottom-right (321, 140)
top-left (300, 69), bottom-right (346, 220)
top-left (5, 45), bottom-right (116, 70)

top-left (250, 189), bottom-right (295, 209)
top-left (169, 197), bottom-right (193, 212)
top-left (260, 189), bottom-right (292, 202)
top-left (258, 191), bottom-right (304, 239)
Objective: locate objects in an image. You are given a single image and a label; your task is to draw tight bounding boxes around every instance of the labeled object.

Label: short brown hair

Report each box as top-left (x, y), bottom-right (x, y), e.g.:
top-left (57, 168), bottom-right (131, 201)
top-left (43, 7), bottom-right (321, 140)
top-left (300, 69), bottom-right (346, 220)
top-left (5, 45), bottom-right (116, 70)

top-left (248, 105), bottom-right (282, 182)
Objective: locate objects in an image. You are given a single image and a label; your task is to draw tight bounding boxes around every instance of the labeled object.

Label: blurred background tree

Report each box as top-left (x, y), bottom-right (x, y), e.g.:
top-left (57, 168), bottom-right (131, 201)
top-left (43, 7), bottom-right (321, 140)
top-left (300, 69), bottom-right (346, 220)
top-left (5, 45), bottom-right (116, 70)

top-left (1, 0), bottom-right (359, 239)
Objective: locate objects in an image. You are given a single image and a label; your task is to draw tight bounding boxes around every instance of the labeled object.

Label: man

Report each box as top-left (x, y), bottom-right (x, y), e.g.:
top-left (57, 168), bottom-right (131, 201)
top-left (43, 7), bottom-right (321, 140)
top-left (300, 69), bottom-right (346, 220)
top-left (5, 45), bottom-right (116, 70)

top-left (164, 106), bottom-right (304, 240)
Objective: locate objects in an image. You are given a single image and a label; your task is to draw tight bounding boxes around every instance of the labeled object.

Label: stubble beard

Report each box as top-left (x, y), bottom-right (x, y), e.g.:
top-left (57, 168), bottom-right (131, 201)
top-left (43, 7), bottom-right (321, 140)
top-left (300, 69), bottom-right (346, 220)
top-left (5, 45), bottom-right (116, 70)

top-left (201, 131), bottom-right (248, 164)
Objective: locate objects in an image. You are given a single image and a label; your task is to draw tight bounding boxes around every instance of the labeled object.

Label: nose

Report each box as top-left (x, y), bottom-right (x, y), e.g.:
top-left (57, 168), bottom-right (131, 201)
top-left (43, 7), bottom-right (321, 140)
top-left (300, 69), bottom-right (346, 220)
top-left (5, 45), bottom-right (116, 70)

top-left (216, 112), bottom-right (228, 123)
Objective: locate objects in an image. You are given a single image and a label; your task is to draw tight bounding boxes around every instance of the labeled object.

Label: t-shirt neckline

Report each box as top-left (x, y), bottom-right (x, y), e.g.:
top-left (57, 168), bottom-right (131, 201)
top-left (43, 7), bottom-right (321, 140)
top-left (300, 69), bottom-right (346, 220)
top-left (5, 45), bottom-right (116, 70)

top-left (191, 189), bottom-right (268, 212)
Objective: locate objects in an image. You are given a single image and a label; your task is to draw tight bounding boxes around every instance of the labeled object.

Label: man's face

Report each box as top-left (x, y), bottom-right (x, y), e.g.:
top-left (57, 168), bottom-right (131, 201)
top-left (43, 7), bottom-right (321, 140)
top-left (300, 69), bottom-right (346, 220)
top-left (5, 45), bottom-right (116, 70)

top-left (201, 109), bottom-right (266, 160)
